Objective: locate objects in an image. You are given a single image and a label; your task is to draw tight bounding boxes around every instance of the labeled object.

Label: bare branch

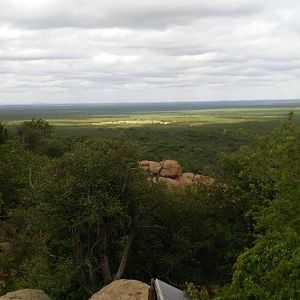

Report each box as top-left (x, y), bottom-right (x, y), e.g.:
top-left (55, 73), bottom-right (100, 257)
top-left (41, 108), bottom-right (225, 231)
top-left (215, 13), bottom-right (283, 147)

top-left (138, 225), bottom-right (164, 229)
top-left (28, 166), bottom-right (33, 188)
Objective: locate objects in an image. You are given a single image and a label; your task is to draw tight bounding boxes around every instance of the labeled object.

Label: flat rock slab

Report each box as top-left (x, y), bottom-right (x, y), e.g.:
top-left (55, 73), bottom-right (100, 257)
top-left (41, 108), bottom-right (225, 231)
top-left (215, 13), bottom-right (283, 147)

top-left (0, 289), bottom-right (52, 300)
top-left (90, 279), bottom-right (149, 300)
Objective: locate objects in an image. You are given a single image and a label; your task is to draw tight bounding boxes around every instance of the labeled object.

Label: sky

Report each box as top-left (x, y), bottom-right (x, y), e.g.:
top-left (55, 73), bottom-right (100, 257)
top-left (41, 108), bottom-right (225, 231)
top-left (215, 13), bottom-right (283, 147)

top-left (0, 0), bottom-right (299, 104)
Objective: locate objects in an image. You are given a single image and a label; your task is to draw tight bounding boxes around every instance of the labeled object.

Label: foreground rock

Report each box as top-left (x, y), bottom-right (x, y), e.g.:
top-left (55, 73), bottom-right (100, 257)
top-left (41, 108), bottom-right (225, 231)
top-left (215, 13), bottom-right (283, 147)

top-left (139, 160), bottom-right (214, 188)
top-left (0, 289), bottom-right (52, 300)
top-left (90, 279), bottom-right (149, 300)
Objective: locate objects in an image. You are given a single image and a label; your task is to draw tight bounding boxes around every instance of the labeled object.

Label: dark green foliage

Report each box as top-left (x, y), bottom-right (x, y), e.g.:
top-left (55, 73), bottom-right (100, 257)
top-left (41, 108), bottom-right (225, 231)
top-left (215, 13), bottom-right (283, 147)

top-left (0, 122), bottom-right (8, 145)
top-left (217, 113), bottom-right (300, 299)
top-left (128, 184), bottom-right (249, 288)
top-left (18, 118), bottom-right (52, 149)
top-left (184, 282), bottom-right (210, 300)
top-left (0, 141), bottom-right (38, 217)
top-left (220, 232), bottom-right (300, 300)
top-left (2, 134), bottom-right (249, 299)
top-left (13, 136), bottom-right (169, 298)
top-left (1, 112), bottom-right (299, 299)
top-left (0, 139), bottom-right (49, 293)
top-left (17, 118), bottom-right (68, 157)
top-left (54, 125), bottom-right (248, 176)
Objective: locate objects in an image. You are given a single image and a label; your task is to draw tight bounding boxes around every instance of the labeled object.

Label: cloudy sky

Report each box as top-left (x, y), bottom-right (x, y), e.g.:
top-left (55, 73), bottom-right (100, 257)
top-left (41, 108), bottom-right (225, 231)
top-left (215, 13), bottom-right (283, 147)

top-left (0, 0), bottom-right (299, 104)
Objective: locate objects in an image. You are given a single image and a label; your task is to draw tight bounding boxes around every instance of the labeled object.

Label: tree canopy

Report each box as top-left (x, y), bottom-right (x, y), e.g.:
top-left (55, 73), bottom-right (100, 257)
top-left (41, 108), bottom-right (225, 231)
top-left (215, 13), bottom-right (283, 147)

top-left (0, 114), bottom-right (299, 299)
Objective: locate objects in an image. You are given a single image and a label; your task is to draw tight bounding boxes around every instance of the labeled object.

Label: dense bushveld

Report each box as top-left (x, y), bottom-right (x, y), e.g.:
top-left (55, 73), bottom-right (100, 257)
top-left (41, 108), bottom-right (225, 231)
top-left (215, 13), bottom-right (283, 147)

top-left (0, 109), bottom-right (299, 299)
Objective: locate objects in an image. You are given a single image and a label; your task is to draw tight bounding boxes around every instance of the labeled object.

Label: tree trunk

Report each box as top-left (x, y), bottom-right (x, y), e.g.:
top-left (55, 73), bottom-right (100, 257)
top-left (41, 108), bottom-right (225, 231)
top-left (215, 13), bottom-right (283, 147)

top-left (99, 223), bottom-right (112, 283)
top-left (73, 231), bottom-right (98, 295)
top-left (28, 166), bottom-right (33, 188)
top-left (113, 227), bottom-right (137, 280)
top-left (21, 134), bottom-right (25, 146)
top-left (76, 266), bottom-right (98, 296)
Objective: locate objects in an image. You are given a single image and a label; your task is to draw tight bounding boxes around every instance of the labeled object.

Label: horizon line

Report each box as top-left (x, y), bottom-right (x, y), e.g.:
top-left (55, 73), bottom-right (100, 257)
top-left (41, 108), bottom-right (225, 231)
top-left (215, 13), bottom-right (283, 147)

top-left (1, 98), bottom-right (300, 106)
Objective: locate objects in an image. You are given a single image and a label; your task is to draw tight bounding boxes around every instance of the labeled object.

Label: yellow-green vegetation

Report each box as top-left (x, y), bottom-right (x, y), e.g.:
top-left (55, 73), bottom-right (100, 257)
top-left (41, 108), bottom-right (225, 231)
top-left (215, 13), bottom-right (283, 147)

top-left (3, 106), bottom-right (300, 128)
top-left (185, 282), bottom-right (210, 300)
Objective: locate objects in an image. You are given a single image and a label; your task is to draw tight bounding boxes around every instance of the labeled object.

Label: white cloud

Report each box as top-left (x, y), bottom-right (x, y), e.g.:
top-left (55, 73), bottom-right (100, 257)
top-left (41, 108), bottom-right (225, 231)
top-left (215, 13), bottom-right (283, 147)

top-left (0, 0), bottom-right (299, 103)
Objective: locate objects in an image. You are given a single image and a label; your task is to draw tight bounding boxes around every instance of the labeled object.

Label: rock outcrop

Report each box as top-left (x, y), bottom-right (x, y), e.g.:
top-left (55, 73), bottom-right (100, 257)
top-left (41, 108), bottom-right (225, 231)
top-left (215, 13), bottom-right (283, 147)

top-left (90, 279), bottom-right (149, 300)
top-left (139, 160), bottom-right (214, 188)
top-left (0, 289), bottom-right (52, 300)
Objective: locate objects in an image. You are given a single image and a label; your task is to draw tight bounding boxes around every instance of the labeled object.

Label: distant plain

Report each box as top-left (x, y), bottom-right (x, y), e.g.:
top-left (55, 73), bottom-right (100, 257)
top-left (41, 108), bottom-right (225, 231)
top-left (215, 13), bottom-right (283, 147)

top-left (1, 100), bottom-right (299, 174)
top-left (1, 100), bottom-right (300, 130)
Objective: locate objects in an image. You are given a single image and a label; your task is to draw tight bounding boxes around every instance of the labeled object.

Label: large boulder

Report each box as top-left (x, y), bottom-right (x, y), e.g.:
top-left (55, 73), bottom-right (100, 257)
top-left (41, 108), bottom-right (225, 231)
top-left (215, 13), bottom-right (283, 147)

top-left (181, 172), bottom-right (195, 181)
top-left (158, 176), bottom-right (181, 187)
top-left (138, 161), bottom-right (149, 171)
top-left (139, 161), bottom-right (161, 174)
top-left (160, 160), bottom-right (182, 178)
top-left (148, 161), bottom-right (162, 174)
top-left (90, 279), bottom-right (149, 300)
top-left (177, 173), bottom-right (194, 186)
top-left (0, 289), bottom-right (52, 300)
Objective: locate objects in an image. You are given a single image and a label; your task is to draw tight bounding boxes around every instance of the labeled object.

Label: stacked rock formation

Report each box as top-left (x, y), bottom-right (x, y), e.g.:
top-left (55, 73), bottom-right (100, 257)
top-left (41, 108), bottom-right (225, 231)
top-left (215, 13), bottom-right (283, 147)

top-left (139, 160), bottom-right (214, 188)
